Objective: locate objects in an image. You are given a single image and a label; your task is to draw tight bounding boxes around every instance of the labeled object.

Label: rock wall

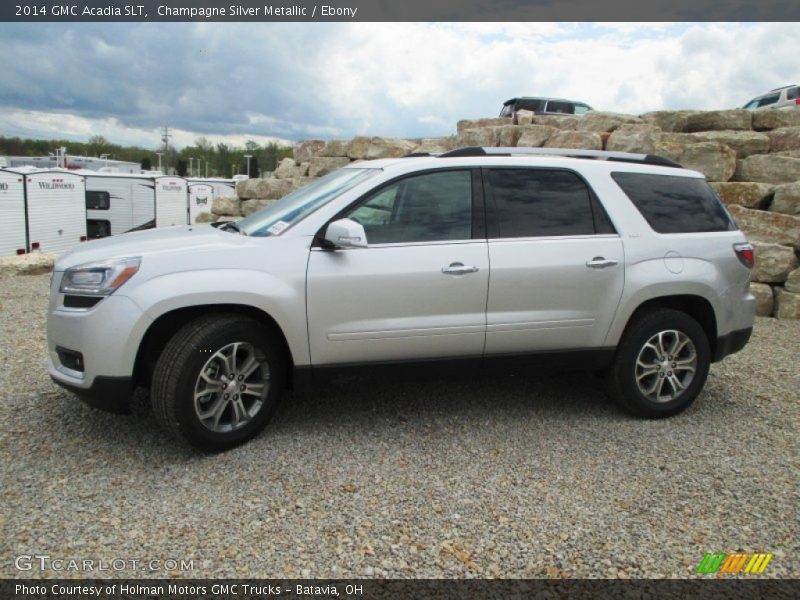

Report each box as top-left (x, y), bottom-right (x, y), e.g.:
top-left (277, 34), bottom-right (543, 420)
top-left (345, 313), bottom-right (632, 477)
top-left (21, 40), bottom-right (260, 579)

top-left (200, 109), bottom-right (800, 319)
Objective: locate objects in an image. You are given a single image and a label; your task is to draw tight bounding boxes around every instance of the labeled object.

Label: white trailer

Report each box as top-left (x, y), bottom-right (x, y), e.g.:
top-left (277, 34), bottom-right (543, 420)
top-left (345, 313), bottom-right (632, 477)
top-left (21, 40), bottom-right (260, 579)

top-left (0, 169), bottom-right (28, 256)
top-left (187, 182), bottom-right (214, 225)
top-left (153, 176), bottom-right (188, 227)
top-left (82, 172), bottom-right (156, 238)
top-left (187, 177), bottom-right (237, 199)
top-left (12, 168), bottom-right (87, 254)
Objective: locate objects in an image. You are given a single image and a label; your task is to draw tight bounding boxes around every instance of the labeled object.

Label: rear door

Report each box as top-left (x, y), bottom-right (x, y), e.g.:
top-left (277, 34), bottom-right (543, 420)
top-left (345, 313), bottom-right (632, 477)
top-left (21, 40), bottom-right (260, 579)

top-left (484, 168), bottom-right (624, 354)
top-left (306, 169), bottom-right (489, 365)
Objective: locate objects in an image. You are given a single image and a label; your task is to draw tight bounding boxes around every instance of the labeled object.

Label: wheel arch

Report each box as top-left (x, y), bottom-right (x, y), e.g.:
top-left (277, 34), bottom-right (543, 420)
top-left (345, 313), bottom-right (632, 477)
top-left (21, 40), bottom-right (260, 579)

top-left (613, 294), bottom-right (718, 359)
top-left (133, 304), bottom-right (295, 390)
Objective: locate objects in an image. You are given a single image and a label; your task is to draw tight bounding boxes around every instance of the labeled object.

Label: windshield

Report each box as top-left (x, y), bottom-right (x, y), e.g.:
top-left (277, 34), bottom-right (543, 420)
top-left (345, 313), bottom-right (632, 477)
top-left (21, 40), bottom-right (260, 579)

top-left (237, 168), bottom-right (380, 237)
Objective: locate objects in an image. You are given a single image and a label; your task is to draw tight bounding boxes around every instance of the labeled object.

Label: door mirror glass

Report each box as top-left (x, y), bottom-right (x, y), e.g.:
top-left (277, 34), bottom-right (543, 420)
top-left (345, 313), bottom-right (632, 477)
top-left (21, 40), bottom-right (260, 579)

top-left (324, 218), bottom-right (368, 248)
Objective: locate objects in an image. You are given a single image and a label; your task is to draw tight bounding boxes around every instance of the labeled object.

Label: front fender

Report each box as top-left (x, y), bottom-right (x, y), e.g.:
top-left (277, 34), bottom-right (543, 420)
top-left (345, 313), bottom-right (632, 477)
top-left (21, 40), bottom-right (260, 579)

top-left (121, 268), bottom-right (310, 366)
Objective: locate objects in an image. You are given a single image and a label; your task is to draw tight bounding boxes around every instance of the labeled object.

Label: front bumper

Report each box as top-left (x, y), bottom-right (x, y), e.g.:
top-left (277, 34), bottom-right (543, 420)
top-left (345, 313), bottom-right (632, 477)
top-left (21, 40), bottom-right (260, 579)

top-left (49, 373), bottom-right (133, 413)
top-left (47, 274), bottom-right (152, 412)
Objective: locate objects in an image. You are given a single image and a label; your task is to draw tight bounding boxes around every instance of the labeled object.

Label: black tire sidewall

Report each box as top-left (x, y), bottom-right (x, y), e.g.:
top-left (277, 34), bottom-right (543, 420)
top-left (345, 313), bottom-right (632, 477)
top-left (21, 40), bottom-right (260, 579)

top-left (614, 310), bottom-right (710, 417)
top-left (171, 319), bottom-right (285, 451)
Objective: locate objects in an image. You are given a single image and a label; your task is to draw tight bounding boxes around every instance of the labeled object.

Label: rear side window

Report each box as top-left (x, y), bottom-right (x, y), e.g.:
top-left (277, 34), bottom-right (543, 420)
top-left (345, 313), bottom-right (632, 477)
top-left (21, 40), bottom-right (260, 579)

top-left (758, 93), bottom-right (780, 107)
top-left (86, 191), bottom-right (110, 210)
top-left (545, 101), bottom-right (574, 114)
top-left (488, 169), bottom-right (604, 238)
top-left (611, 172), bottom-right (735, 234)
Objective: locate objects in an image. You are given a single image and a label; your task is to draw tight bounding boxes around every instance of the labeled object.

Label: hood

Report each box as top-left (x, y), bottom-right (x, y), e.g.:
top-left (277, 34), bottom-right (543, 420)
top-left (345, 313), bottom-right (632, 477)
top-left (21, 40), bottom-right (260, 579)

top-left (54, 224), bottom-right (249, 270)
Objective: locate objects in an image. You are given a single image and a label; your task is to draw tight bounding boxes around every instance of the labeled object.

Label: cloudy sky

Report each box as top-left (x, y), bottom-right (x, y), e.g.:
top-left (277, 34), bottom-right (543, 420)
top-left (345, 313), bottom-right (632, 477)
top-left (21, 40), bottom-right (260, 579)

top-left (0, 22), bottom-right (795, 149)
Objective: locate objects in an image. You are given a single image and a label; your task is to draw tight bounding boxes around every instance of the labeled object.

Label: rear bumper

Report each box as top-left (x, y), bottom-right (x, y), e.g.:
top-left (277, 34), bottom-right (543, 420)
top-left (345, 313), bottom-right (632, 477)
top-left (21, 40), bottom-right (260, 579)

top-left (713, 327), bottom-right (752, 362)
top-left (50, 374), bottom-right (133, 414)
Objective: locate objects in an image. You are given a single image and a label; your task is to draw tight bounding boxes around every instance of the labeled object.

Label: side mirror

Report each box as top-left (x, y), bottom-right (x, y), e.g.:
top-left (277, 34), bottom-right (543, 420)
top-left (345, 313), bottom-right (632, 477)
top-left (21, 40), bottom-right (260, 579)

top-left (323, 218), bottom-right (368, 249)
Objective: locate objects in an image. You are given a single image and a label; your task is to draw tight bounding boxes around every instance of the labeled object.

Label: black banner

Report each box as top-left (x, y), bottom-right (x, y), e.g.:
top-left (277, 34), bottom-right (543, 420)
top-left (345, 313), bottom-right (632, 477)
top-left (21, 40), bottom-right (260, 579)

top-left (2, 0), bottom-right (799, 22)
top-left (3, 579), bottom-right (800, 600)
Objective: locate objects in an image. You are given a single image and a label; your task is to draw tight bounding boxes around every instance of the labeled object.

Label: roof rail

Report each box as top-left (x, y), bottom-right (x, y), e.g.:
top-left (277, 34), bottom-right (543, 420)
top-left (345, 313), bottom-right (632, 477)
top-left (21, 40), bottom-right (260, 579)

top-left (437, 146), bottom-right (683, 168)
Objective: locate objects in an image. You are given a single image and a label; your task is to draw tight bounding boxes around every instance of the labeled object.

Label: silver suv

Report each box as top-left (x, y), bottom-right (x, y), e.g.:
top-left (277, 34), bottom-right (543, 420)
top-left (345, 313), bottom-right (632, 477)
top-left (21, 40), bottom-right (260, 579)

top-left (742, 84), bottom-right (799, 111)
top-left (47, 147), bottom-right (756, 451)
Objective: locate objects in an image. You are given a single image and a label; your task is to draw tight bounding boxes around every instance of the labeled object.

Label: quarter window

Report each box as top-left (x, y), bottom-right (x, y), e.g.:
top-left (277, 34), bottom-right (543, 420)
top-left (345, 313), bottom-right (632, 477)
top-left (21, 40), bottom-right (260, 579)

top-left (787, 87), bottom-right (799, 100)
top-left (611, 172), bottom-right (735, 234)
top-left (346, 170), bottom-right (473, 244)
top-left (488, 169), bottom-right (601, 238)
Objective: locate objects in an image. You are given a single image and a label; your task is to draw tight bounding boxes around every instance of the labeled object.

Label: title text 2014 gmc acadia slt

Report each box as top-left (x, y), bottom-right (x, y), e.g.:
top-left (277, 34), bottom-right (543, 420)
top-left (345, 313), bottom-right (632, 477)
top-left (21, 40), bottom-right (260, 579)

top-left (47, 147), bottom-right (755, 450)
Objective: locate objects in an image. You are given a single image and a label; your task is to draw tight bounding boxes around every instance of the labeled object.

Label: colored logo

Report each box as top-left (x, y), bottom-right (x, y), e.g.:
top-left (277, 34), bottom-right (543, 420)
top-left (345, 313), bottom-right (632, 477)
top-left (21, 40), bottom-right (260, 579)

top-left (697, 552), bottom-right (773, 575)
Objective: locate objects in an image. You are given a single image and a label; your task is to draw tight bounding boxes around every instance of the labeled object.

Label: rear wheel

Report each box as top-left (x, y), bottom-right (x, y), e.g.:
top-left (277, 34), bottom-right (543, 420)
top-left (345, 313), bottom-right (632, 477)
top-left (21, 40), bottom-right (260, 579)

top-left (151, 314), bottom-right (286, 451)
top-left (608, 309), bottom-right (710, 418)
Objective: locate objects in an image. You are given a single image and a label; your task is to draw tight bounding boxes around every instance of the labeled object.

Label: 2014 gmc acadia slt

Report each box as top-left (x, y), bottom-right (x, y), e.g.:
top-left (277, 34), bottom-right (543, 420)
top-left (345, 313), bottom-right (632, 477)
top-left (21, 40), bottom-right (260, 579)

top-left (47, 147), bottom-right (755, 450)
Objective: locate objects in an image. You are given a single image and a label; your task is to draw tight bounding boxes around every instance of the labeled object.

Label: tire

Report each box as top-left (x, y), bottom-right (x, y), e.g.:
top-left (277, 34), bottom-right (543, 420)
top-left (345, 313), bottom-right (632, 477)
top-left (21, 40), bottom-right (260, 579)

top-left (151, 314), bottom-right (286, 451)
top-left (608, 308), bottom-right (710, 418)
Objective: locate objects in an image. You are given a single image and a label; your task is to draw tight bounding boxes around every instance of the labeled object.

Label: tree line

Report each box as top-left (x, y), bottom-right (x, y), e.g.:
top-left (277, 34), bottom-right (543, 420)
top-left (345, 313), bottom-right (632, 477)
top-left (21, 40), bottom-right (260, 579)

top-left (0, 135), bottom-right (294, 178)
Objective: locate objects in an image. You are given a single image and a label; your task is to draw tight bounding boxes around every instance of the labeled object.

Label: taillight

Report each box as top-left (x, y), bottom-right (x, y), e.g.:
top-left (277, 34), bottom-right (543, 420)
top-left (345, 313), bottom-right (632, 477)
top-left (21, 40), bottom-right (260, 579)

top-left (734, 242), bottom-right (755, 269)
top-left (31, 242), bottom-right (40, 250)
top-left (16, 248), bottom-right (26, 255)
top-left (80, 235), bottom-right (87, 242)
top-left (796, 98), bottom-right (800, 105)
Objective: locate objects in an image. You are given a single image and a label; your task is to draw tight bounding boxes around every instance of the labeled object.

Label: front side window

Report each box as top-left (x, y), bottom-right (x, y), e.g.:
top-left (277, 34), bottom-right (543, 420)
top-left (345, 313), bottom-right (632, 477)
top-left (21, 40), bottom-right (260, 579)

top-left (345, 170), bottom-right (473, 244)
top-left (86, 191), bottom-right (110, 210)
top-left (611, 172), bottom-right (735, 234)
top-left (488, 169), bottom-right (598, 238)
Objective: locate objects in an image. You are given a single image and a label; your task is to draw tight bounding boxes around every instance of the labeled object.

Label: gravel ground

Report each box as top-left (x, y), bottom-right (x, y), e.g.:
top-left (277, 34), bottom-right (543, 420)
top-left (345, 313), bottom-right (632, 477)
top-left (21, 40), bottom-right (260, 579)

top-left (1, 272), bottom-right (798, 579)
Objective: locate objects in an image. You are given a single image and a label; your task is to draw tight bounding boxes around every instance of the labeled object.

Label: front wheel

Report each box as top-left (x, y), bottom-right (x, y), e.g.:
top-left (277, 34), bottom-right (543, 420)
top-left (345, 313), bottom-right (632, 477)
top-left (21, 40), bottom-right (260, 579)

top-left (151, 314), bottom-right (286, 451)
top-left (608, 309), bottom-right (710, 418)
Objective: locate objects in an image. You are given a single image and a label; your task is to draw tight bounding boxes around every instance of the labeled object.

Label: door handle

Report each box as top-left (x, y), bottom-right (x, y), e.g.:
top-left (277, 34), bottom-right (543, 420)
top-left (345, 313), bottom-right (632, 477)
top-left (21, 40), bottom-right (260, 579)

top-left (586, 257), bottom-right (619, 269)
top-left (442, 262), bottom-right (479, 275)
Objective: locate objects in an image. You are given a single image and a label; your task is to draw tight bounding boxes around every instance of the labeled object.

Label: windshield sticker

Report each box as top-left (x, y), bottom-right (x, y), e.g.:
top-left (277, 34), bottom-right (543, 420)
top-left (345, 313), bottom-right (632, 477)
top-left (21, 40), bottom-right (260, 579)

top-left (267, 220), bottom-right (291, 235)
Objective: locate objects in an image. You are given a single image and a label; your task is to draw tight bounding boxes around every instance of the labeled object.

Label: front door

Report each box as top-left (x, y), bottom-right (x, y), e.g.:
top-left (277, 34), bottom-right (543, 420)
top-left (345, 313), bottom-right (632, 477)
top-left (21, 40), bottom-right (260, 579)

top-left (306, 169), bottom-right (489, 366)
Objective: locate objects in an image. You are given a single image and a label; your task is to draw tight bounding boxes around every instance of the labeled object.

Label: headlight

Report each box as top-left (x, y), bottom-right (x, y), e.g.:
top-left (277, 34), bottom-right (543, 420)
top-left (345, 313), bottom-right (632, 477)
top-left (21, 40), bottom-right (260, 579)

top-left (60, 257), bottom-right (141, 296)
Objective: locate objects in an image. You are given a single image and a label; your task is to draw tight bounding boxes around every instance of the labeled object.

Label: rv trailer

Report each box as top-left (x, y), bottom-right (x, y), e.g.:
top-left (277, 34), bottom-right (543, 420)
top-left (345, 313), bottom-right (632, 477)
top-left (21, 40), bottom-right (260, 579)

top-left (8, 168), bottom-right (87, 254)
top-left (187, 182), bottom-right (214, 225)
top-left (81, 171), bottom-right (156, 238)
top-left (0, 169), bottom-right (27, 256)
top-left (153, 176), bottom-right (188, 227)
top-left (187, 177), bottom-right (237, 199)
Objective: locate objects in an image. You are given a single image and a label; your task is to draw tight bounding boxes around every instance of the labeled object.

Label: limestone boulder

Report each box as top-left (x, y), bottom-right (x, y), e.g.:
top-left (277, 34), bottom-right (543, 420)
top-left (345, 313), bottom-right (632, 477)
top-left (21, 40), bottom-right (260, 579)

top-left (728, 205), bottom-right (800, 246)
top-left (770, 182), bottom-right (800, 216)
top-left (687, 109), bottom-right (752, 132)
top-left (236, 177), bottom-right (295, 200)
top-left (456, 118), bottom-right (509, 132)
top-left (749, 282), bottom-right (774, 317)
top-left (606, 124), bottom-right (664, 154)
top-left (685, 130), bottom-right (769, 158)
top-left (785, 267), bottom-right (800, 293)
top-left (294, 140), bottom-right (325, 163)
top-left (515, 109), bottom-right (535, 125)
top-left (767, 127), bottom-right (800, 153)
top-left (319, 140), bottom-right (350, 158)
top-left (733, 155), bottom-right (800, 184)
top-left (456, 126), bottom-right (522, 148)
top-left (543, 130), bottom-right (603, 150)
top-left (346, 136), bottom-right (371, 160)
top-left (653, 141), bottom-right (736, 182)
top-left (364, 137), bottom-right (417, 160)
top-left (560, 111), bottom-right (643, 133)
top-left (211, 195), bottom-right (241, 216)
top-left (640, 110), bottom-right (699, 133)
top-left (308, 157), bottom-right (351, 178)
top-left (194, 212), bottom-right (217, 224)
top-left (708, 182), bottom-right (773, 208)
top-left (751, 242), bottom-right (799, 283)
top-left (752, 110), bottom-right (800, 131)
top-left (0, 252), bottom-right (56, 275)
top-left (774, 288), bottom-right (800, 319)
top-left (241, 198), bottom-right (278, 217)
top-left (273, 158), bottom-right (309, 179)
top-left (516, 125), bottom-right (558, 148)
top-left (412, 137), bottom-right (458, 154)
